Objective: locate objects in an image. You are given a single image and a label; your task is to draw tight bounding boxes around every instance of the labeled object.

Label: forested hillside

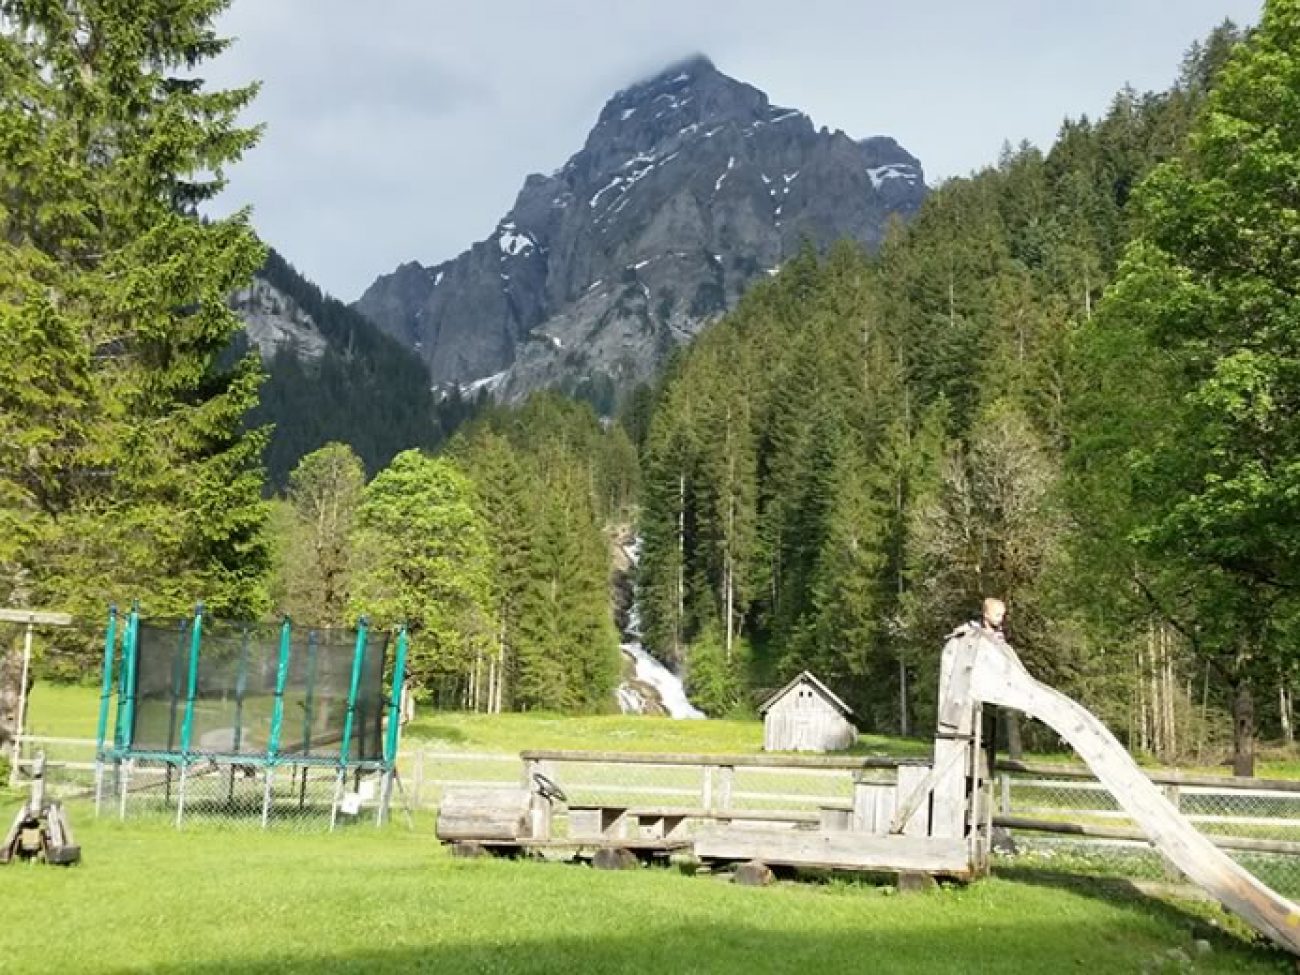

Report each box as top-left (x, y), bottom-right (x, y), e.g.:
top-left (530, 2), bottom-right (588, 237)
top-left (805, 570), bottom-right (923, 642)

top-left (239, 249), bottom-right (480, 488)
top-left (6, 0), bottom-right (1298, 782)
top-left (270, 395), bottom-right (637, 714)
top-left (633, 21), bottom-right (1298, 773)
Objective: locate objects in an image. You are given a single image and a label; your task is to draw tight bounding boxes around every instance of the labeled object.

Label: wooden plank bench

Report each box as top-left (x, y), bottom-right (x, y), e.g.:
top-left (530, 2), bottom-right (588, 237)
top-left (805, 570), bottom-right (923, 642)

top-left (566, 804), bottom-right (820, 842)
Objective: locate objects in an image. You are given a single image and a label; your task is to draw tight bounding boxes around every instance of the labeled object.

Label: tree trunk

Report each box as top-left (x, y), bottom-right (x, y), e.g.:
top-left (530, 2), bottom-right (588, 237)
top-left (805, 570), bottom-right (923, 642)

top-left (0, 639), bottom-right (25, 752)
top-left (1003, 709), bottom-right (1024, 761)
top-left (1232, 680), bottom-right (1256, 778)
top-left (898, 657), bottom-right (910, 738)
top-left (1280, 678), bottom-right (1293, 746)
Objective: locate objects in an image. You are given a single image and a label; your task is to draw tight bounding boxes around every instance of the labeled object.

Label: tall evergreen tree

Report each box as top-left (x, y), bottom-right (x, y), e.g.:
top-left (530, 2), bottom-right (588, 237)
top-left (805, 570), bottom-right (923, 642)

top-left (0, 1), bottom-right (269, 647)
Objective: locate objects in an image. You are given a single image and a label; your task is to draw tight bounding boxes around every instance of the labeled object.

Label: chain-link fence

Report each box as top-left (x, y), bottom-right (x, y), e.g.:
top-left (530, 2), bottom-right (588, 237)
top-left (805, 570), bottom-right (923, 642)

top-left (992, 764), bottom-right (1300, 898)
top-left (8, 736), bottom-right (395, 831)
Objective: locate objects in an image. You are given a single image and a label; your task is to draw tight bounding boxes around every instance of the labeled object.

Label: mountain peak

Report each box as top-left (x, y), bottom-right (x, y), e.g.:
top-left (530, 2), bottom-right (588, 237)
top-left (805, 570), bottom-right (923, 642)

top-left (640, 53), bottom-right (717, 85)
top-left (355, 58), bottom-right (926, 399)
top-left (596, 53), bottom-right (767, 135)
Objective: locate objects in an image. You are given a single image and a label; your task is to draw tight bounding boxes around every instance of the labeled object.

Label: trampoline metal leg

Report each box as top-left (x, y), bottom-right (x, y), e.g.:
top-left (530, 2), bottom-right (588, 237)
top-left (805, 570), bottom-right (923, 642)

top-left (118, 760), bottom-right (131, 821)
top-left (329, 769), bottom-right (345, 832)
top-left (175, 761), bottom-right (189, 828)
top-left (261, 766), bottom-right (274, 830)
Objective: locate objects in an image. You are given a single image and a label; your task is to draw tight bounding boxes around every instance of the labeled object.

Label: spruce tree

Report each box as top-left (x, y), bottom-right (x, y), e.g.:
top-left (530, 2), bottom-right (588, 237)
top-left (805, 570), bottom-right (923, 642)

top-left (0, 1), bottom-right (269, 640)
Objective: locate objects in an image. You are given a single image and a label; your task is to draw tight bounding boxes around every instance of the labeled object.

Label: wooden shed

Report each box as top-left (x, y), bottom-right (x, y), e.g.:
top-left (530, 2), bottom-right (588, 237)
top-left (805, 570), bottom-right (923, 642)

top-left (758, 671), bottom-right (857, 752)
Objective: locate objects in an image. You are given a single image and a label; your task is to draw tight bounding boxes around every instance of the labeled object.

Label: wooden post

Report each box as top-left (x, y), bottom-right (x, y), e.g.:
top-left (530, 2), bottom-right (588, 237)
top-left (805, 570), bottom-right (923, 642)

top-left (717, 765), bottom-right (734, 813)
top-left (2, 608), bottom-right (73, 788)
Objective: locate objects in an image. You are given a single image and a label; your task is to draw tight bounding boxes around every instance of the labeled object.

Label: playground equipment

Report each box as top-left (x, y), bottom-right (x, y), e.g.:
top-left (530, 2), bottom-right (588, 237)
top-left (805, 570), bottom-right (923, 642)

top-left (2, 607), bottom-right (73, 787)
top-left (94, 604), bottom-right (409, 828)
top-left (1, 753), bottom-right (80, 865)
top-left (438, 625), bottom-right (1300, 956)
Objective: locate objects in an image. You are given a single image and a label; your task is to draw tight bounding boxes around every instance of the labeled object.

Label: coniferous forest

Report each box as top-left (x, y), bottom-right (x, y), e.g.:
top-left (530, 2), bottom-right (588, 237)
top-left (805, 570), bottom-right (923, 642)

top-left (4, 1), bottom-right (1300, 779)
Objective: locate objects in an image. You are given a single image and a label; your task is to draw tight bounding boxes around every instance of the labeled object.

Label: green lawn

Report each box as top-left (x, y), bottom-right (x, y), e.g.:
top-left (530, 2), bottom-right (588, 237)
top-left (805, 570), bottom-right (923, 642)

top-left (0, 816), bottom-right (1287, 974)
top-left (404, 708), bottom-right (931, 757)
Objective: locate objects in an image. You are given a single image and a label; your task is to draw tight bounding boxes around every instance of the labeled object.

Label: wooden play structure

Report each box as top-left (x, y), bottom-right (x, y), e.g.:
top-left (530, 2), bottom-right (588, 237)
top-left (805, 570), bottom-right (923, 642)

top-left (438, 626), bottom-right (1300, 956)
top-left (2, 753), bottom-right (80, 866)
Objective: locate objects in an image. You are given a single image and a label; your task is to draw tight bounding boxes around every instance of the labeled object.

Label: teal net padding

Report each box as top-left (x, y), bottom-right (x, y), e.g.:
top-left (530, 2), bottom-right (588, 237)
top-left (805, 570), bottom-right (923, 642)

top-left (127, 618), bottom-right (389, 764)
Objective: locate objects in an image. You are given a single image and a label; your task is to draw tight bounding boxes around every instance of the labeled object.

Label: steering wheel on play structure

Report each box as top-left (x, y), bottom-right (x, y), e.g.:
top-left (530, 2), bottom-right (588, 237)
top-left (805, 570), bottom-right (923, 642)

top-left (532, 771), bottom-right (568, 804)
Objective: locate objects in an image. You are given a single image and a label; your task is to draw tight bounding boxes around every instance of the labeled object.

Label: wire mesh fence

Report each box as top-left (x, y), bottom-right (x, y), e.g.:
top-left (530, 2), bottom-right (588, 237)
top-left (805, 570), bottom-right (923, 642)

top-left (17, 730), bottom-right (1300, 892)
top-left (992, 766), bottom-right (1300, 898)
top-left (8, 737), bottom-right (395, 831)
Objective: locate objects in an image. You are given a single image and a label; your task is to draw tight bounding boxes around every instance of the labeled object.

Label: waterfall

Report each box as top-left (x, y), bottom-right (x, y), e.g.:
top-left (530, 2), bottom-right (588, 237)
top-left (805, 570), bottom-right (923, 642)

top-left (615, 535), bottom-right (705, 719)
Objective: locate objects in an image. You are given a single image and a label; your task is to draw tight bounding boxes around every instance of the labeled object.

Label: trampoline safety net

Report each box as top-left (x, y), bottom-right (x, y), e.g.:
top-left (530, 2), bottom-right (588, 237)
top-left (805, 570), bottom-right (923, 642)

top-left (128, 618), bottom-right (389, 763)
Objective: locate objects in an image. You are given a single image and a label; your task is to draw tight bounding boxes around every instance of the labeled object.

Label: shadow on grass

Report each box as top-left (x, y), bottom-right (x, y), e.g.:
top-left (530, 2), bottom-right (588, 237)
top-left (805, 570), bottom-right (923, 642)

top-left (101, 916), bottom-right (1287, 975)
top-left (993, 864), bottom-right (1277, 958)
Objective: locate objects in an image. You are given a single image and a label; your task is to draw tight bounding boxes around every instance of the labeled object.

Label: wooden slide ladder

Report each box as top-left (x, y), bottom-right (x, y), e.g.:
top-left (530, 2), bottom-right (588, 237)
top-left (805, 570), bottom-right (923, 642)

top-left (947, 629), bottom-right (1300, 955)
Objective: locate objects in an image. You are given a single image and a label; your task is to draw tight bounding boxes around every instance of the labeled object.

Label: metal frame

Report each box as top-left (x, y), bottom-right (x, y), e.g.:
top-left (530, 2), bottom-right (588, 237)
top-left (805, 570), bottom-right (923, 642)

top-left (92, 605), bottom-right (410, 831)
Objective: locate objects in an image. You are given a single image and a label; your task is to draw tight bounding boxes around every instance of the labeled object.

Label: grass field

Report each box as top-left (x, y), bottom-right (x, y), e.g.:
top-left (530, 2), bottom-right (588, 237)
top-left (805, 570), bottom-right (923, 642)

top-left (8, 682), bottom-right (1299, 971)
top-left (28, 681), bottom-right (1300, 778)
top-left (0, 816), bottom-right (1289, 974)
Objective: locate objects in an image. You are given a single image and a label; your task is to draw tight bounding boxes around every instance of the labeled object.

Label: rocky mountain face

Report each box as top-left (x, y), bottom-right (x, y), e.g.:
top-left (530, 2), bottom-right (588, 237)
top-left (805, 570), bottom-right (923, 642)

top-left (227, 249), bottom-right (452, 488)
top-left (231, 276), bottom-right (328, 361)
top-left (354, 55), bottom-right (927, 403)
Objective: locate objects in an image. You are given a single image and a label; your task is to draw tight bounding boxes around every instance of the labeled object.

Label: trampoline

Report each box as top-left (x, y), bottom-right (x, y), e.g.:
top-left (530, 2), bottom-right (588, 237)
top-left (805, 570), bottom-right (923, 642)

top-left (94, 604), bottom-right (410, 829)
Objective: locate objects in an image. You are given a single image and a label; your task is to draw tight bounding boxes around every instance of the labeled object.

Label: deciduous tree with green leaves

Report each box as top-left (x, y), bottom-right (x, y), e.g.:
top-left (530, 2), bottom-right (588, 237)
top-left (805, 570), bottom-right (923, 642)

top-left (1070, 0), bottom-right (1300, 774)
top-left (350, 450), bottom-right (495, 695)
top-left (271, 443), bottom-right (365, 626)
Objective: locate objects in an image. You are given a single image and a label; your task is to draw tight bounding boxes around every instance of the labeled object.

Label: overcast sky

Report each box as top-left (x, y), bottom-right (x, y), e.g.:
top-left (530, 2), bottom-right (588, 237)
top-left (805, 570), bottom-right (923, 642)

top-left (204, 0), bottom-right (1262, 302)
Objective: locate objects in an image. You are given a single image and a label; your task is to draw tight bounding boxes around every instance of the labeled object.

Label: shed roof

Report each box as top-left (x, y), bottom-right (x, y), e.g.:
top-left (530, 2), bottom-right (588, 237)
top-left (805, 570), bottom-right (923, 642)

top-left (757, 670), bottom-right (856, 720)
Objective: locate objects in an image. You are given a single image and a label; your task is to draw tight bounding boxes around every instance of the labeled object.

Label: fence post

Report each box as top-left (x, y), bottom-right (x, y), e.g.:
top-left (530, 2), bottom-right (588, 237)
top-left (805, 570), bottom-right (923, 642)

top-left (1162, 784), bottom-right (1181, 813)
top-left (717, 765), bottom-right (734, 813)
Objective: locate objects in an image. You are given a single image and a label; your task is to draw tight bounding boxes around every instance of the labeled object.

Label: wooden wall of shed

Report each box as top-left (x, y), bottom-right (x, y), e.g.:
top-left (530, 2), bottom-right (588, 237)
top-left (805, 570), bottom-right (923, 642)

top-left (763, 684), bottom-right (856, 752)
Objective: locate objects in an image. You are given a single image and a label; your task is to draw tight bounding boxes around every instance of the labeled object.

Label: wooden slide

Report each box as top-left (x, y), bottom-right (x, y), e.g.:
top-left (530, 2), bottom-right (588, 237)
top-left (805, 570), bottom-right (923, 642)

top-left (948, 629), bottom-right (1300, 955)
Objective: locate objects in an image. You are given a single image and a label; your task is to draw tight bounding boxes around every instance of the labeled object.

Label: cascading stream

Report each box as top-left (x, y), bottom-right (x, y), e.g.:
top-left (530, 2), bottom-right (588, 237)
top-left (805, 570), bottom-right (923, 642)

top-left (614, 535), bottom-right (704, 719)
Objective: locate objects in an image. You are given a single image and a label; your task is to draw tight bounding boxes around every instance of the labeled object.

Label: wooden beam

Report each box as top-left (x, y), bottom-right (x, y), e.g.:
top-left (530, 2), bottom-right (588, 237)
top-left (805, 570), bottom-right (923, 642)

top-left (694, 826), bottom-right (971, 875)
top-left (996, 758), bottom-right (1300, 795)
top-left (0, 609), bottom-right (72, 626)
top-left (519, 749), bottom-right (930, 770)
top-left (994, 814), bottom-right (1300, 857)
